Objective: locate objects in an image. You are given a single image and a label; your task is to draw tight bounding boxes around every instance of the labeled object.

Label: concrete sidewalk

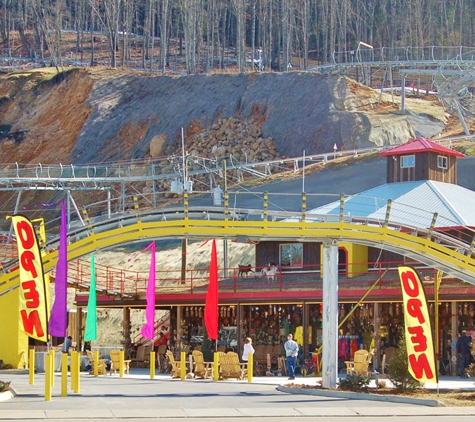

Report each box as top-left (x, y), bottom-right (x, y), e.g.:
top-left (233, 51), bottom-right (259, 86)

top-left (1, 369), bottom-right (475, 420)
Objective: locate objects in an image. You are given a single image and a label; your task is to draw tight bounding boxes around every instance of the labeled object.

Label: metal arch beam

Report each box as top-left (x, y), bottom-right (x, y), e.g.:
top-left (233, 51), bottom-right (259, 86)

top-left (1, 215), bottom-right (475, 295)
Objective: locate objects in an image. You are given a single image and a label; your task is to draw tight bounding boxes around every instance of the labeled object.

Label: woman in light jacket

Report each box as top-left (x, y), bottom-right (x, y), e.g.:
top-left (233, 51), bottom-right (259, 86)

top-left (242, 337), bottom-right (255, 362)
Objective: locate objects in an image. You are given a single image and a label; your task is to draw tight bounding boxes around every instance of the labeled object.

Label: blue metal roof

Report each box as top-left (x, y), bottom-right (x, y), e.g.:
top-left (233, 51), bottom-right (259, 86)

top-left (308, 181), bottom-right (475, 228)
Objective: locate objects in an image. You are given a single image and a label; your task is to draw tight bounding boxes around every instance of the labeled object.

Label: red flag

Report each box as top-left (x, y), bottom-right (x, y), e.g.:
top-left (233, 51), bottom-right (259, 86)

top-left (204, 239), bottom-right (218, 340)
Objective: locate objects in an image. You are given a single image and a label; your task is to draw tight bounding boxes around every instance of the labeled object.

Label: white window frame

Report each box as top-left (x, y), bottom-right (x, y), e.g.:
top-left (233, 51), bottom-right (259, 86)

top-left (400, 155), bottom-right (415, 168)
top-left (437, 155), bottom-right (448, 169)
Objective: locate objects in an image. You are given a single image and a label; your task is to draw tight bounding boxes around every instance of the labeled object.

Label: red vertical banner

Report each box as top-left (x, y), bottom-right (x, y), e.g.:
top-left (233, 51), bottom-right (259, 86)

top-left (204, 239), bottom-right (218, 340)
top-left (398, 266), bottom-right (438, 383)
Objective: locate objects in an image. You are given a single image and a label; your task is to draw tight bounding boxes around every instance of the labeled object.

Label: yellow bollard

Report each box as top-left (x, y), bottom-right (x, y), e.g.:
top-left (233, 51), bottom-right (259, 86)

top-left (150, 351), bottom-right (155, 379)
top-left (29, 349), bottom-right (35, 385)
top-left (94, 350), bottom-right (99, 377)
top-left (49, 349), bottom-right (55, 387)
top-left (71, 352), bottom-right (77, 392)
top-left (180, 351), bottom-right (186, 380)
top-left (120, 350), bottom-right (126, 378)
top-left (72, 352), bottom-right (80, 393)
top-left (76, 350), bottom-right (80, 393)
top-left (213, 352), bottom-right (219, 381)
top-left (247, 353), bottom-right (253, 383)
top-left (61, 353), bottom-right (68, 397)
top-left (45, 354), bottom-right (52, 401)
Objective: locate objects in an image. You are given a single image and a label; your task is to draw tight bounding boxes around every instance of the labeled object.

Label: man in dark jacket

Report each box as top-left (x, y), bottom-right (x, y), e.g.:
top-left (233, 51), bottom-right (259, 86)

top-left (456, 330), bottom-right (472, 378)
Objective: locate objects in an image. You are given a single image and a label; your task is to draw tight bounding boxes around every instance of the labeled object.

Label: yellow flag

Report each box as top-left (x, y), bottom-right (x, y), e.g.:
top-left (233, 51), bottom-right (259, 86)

top-left (398, 266), bottom-right (437, 383)
top-left (10, 215), bottom-right (49, 342)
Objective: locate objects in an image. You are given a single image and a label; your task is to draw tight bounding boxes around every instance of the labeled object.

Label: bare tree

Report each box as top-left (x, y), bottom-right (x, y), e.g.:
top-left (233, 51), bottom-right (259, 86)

top-left (231, 0), bottom-right (246, 72)
top-left (32, 0), bottom-right (65, 71)
top-left (158, 0), bottom-right (170, 72)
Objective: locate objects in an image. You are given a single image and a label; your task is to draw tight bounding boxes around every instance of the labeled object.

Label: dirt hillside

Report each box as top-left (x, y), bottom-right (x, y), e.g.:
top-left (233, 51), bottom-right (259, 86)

top-left (0, 67), bottom-right (448, 167)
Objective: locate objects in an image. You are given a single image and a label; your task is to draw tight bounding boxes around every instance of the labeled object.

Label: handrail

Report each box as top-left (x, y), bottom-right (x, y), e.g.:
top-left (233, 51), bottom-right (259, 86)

top-left (51, 261), bottom-right (468, 301)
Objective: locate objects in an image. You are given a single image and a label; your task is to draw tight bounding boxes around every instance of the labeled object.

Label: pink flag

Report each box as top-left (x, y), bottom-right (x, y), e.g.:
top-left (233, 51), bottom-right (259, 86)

top-left (49, 200), bottom-right (68, 337)
top-left (204, 240), bottom-right (218, 340)
top-left (140, 242), bottom-right (156, 340)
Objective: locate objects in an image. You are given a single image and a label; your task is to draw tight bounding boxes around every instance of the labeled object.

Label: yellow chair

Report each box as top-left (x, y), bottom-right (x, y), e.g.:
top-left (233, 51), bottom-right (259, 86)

top-left (191, 350), bottom-right (212, 379)
top-left (109, 350), bottom-right (131, 375)
top-left (227, 351), bottom-right (248, 380)
top-left (218, 351), bottom-right (246, 380)
top-left (86, 350), bottom-right (107, 375)
top-left (166, 350), bottom-right (183, 378)
top-left (345, 349), bottom-right (371, 376)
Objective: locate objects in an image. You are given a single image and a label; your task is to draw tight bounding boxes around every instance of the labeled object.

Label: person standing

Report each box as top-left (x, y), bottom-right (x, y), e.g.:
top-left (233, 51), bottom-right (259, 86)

top-left (284, 333), bottom-right (299, 380)
top-left (62, 336), bottom-right (72, 354)
top-left (242, 337), bottom-right (255, 363)
top-left (456, 330), bottom-right (473, 378)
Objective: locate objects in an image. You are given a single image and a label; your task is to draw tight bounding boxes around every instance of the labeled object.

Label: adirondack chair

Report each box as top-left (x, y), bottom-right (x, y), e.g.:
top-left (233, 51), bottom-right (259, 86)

top-left (86, 350), bottom-right (107, 375)
top-left (228, 351), bottom-right (248, 380)
top-left (218, 351), bottom-right (246, 380)
top-left (345, 349), bottom-right (373, 376)
top-left (191, 350), bottom-right (212, 379)
top-left (166, 350), bottom-right (183, 378)
top-left (109, 350), bottom-right (131, 375)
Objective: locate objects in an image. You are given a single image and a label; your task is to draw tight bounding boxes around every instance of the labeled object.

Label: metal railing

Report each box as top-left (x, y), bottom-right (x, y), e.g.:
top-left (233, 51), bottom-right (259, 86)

top-left (62, 261), bottom-right (469, 299)
top-left (331, 45), bottom-right (475, 67)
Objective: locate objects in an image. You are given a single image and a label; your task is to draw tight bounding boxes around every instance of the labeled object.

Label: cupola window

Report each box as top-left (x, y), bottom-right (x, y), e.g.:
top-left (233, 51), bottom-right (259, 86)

top-left (437, 155), bottom-right (448, 169)
top-left (400, 155), bottom-right (415, 168)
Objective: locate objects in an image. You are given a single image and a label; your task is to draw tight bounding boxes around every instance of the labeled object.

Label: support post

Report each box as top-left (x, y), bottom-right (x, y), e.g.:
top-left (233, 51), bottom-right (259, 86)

top-left (322, 239), bottom-right (339, 389)
top-left (49, 349), bottom-right (55, 387)
top-left (29, 349), bottom-right (35, 385)
top-left (71, 351), bottom-right (77, 392)
top-left (401, 73), bottom-right (406, 110)
top-left (180, 351), bottom-right (186, 380)
top-left (213, 352), bottom-right (219, 381)
top-left (149, 351), bottom-right (155, 379)
top-left (45, 353), bottom-right (52, 401)
top-left (248, 353), bottom-right (253, 383)
top-left (451, 302), bottom-right (458, 375)
top-left (61, 352), bottom-right (68, 397)
top-left (94, 350), bottom-right (99, 377)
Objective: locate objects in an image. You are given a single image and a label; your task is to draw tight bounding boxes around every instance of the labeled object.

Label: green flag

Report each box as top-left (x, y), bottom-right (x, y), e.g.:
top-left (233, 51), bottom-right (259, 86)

top-left (84, 254), bottom-right (97, 341)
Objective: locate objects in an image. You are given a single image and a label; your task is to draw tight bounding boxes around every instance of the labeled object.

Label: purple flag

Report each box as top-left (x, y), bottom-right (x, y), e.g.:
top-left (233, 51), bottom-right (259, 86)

top-left (49, 200), bottom-right (68, 337)
top-left (141, 242), bottom-right (156, 340)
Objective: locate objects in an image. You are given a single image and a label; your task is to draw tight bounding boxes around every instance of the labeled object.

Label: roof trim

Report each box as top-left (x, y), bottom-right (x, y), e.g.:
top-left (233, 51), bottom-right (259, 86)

top-left (380, 137), bottom-right (465, 158)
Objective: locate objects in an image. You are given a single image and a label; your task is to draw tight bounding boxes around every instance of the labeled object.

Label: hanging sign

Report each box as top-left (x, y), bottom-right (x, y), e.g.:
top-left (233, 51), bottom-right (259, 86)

top-left (9, 215), bottom-right (49, 341)
top-left (398, 266), bottom-right (437, 383)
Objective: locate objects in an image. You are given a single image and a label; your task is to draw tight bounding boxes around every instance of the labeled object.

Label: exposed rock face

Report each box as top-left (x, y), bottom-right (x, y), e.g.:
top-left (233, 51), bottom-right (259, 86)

top-left (150, 133), bottom-right (167, 158)
top-left (0, 68), bottom-right (446, 167)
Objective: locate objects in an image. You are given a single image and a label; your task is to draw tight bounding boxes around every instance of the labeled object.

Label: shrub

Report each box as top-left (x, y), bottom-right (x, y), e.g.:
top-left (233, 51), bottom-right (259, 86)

top-left (338, 374), bottom-right (371, 392)
top-left (387, 339), bottom-right (422, 391)
top-left (0, 381), bottom-right (11, 393)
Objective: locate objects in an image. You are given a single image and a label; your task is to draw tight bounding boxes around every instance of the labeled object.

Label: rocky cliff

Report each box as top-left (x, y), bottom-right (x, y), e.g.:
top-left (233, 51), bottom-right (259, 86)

top-left (0, 67), bottom-right (447, 167)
